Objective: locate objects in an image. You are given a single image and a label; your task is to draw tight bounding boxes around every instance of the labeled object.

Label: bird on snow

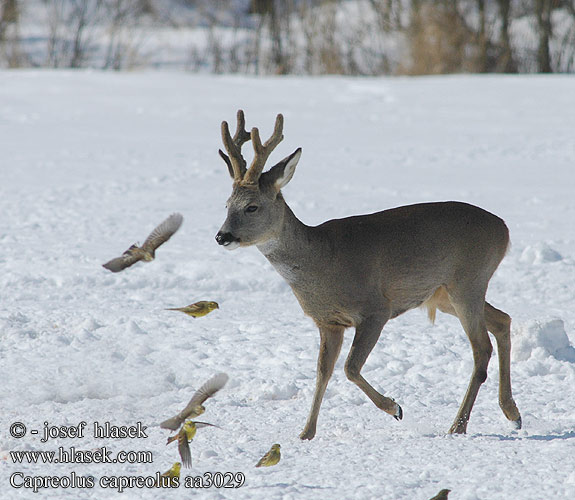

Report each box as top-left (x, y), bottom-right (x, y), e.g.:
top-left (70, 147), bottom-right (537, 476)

top-left (165, 300), bottom-right (219, 318)
top-left (255, 444), bottom-right (281, 467)
top-left (428, 489), bottom-right (451, 500)
top-left (166, 420), bottom-right (219, 468)
top-left (102, 212), bottom-right (183, 272)
top-left (156, 462), bottom-right (181, 487)
top-left (160, 372), bottom-right (229, 431)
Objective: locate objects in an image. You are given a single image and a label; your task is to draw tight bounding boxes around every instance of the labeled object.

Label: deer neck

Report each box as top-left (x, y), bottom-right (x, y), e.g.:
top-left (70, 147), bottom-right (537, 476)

top-left (256, 199), bottom-right (323, 285)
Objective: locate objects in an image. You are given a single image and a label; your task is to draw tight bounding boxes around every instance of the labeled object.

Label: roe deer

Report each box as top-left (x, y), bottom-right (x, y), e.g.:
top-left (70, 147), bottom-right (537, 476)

top-left (215, 110), bottom-right (521, 440)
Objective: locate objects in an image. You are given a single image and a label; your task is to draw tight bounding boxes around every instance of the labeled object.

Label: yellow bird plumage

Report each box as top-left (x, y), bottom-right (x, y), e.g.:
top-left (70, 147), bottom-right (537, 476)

top-left (160, 373), bottom-right (228, 431)
top-left (165, 300), bottom-right (219, 318)
top-left (156, 461), bottom-right (181, 487)
top-left (166, 420), bottom-right (219, 468)
top-left (102, 213), bottom-right (183, 272)
top-left (255, 444), bottom-right (281, 467)
top-left (161, 462), bottom-right (181, 479)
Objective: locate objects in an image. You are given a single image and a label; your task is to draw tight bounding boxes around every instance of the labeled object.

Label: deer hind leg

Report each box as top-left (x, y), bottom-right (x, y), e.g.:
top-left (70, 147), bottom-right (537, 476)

top-left (446, 288), bottom-right (493, 434)
top-left (343, 313), bottom-right (402, 421)
top-left (300, 325), bottom-right (344, 440)
top-left (427, 288), bottom-right (521, 430)
top-left (484, 302), bottom-right (521, 428)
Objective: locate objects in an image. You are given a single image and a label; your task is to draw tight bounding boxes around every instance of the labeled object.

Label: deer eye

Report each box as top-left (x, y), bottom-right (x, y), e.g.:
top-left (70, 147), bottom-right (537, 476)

top-left (246, 205), bottom-right (258, 213)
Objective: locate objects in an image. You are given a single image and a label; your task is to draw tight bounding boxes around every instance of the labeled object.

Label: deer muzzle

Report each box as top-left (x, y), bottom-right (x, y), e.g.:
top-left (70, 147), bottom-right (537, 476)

top-left (215, 231), bottom-right (241, 250)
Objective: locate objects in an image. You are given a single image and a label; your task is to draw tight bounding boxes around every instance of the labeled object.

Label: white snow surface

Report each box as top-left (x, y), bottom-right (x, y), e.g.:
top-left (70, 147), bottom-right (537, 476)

top-left (1, 71), bottom-right (575, 499)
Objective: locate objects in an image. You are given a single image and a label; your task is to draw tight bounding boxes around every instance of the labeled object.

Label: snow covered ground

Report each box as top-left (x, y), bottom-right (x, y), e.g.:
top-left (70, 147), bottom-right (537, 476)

top-left (1, 71), bottom-right (574, 499)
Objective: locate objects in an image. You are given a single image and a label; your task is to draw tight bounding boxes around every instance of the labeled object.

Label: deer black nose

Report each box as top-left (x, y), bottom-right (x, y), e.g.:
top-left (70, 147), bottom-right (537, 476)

top-left (215, 231), bottom-right (239, 246)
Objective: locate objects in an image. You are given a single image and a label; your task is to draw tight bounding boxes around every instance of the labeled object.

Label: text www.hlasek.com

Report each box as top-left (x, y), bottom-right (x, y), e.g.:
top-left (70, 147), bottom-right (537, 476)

top-left (10, 447), bottom-right (157, 493)
top-left (10, 447), bottom-right (152, 465)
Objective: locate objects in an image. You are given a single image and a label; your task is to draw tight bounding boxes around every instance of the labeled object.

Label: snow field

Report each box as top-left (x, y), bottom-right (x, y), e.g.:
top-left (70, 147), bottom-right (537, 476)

top-left (0, 71), bottom-right (574, 499)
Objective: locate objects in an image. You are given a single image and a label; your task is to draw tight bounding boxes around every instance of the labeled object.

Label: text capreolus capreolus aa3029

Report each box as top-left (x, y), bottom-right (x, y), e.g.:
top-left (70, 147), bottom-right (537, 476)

top-left (215, 110), bottom-right (521, 440)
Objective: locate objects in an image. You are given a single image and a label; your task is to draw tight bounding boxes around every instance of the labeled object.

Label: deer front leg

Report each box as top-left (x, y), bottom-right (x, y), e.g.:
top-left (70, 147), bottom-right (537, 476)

top-left (300, 325), bottom-right (345, 440)
top-left (344, 312), bottom-right (402, 420)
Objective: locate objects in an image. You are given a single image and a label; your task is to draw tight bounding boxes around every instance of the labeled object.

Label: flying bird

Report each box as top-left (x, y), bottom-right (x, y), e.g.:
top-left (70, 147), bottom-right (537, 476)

top-left (429, 489), bottom-right (451, 500)
top-left (165, 301), bottom-right (219, 318)
top-left (102, 212), bottom-right (183, 272)
top-left (166, 420), bottom-right (219, 468)
top-left (160, 372), bottom-right (229, 431)
top-left (255, 444), bottom-right (281, 468)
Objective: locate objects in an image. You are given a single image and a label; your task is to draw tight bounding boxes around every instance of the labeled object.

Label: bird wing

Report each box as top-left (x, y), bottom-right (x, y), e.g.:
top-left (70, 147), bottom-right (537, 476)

top-left (178, 432), bottom-right (192, 468)
top-left (185, 303), bottom-right (205, 314)
top-left (255, 452), bottom-right (270, 468)
top-left (142, 213), bottom-right (183, 252)
top-left (160, 373), bottom-right (229, 430)
top-left (193, 421), bottom-right (221, 429)
top-left (102, 246), bottom-right (142, 272)
top-left (256, 446), bottom-right (280, 467)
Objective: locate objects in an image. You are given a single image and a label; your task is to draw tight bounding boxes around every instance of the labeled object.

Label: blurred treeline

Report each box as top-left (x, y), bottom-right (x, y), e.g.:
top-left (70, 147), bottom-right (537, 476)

top-left (1, 0), bottom-right (574, 73)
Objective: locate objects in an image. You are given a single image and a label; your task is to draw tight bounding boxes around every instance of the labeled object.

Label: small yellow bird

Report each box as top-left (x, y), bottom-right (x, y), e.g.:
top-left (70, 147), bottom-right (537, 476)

top-left (166, 420), bottom-right (219, 468)
top-left (103, 213), bottom-right (183, 272)
top-left (255, 444), bottom-right (281, 467)
top-left (160, 373), bottom-right (229, 431)
top-left (161, 462), bottom-right (181, 479)
top-left (156, 462), bottom-right (181, 487)
top-left (429, 489), bottom-right (451, 500)
top-left (165, 301), bottom-right (219, 318)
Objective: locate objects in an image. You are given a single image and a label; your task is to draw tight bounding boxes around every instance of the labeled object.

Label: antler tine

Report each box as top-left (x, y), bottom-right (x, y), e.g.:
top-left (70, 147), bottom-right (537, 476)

top-left (244, 113), bottom-right (284, 184)
top-left (220, 110), bottom-right (251, 181)
top-left (233, 109), bottom-right (251, 147)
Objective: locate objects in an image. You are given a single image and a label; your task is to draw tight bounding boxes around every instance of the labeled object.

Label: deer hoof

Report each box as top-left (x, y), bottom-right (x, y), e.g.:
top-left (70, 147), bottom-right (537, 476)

top-left (393, 404), bottom-right (403, 421)
top-left (448, 419), bottom-right (468, 434)
top-left (299, 427), bottom-right (316, 440)
top-left (512, 416), bottom-right (522, 430)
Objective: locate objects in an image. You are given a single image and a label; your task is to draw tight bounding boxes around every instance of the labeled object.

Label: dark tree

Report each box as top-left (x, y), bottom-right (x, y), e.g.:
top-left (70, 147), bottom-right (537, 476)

top-left (496, 0), bottom-right (517, 72)
top-left (535, 0), bottom-right (554, 72)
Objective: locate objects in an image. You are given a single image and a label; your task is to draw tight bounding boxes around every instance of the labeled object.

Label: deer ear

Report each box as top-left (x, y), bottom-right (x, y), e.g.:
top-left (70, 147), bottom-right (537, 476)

top-left (261, 148), bottom-right (301, 190)
top-left (219, 149), bottom-right (236, 179)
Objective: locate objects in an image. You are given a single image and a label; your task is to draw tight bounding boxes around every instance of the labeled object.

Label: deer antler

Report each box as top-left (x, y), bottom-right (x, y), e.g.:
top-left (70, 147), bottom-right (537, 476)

top-left (243, 113), bottom-right (284, 185)
top-left (220, 109), bottom-right (251, 181)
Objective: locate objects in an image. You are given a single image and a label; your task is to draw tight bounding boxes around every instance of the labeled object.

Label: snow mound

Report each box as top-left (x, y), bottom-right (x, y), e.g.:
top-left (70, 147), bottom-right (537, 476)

top-left (512, 319), bottom-right (575, 362)
top-left (127, 320), bottom-right (147, 335)
top-left (519, 242), bottom-right (563, 264)
top-left (257, 382), bottom-right (299, 401)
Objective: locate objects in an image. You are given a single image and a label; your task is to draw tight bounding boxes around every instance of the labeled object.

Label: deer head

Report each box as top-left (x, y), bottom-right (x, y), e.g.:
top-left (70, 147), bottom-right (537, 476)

top-left (215, 110), bottom-right (302, 250)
